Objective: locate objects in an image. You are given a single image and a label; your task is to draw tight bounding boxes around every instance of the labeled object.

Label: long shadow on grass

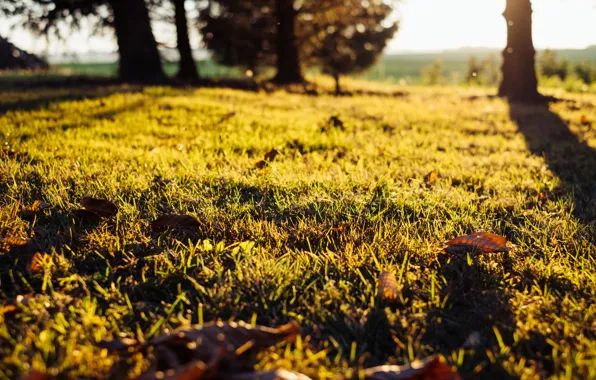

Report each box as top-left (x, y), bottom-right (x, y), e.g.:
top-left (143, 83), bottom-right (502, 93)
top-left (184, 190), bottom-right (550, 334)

top-left (421, 254), bottom-right (518, 378)
top-left (509, 102), bottom-right (596, 223)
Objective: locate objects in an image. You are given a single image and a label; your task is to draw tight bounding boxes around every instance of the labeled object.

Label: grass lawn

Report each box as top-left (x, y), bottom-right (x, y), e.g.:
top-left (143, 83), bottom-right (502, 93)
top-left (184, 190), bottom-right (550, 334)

top-left (0, 81), bottom-right (595, 379)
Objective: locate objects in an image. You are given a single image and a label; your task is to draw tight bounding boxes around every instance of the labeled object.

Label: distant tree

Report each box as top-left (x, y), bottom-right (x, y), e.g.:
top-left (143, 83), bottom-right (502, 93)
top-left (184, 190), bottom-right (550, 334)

top-left (540, 49), bottom-right (568, 80)
top-left (314, 0), bottom-right (398, 94)
top-left (481, 53), bottom-right (500, 86)
top-left (172, 0), bottom-right (199, 81)
top-left (498, 0), bottom-right (540, 102)
top-left (198, 0), bottom-right (275, 76)
top-left (573, 61), bottom-right (594, 84)
top-left (466, 56), bottom-right (482, 83)
top-left (274, 0), bottom-right (303, 83)
top-left (421, 59), bottom-right (443, 85)
top-left (0, 0), bottom-right (166, 83)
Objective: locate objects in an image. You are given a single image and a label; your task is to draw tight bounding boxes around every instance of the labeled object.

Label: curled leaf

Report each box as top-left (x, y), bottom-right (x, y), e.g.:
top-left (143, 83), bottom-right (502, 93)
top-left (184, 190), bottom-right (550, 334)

top-left (264, 148), bottom-right (280, 161)
top-left (80, 197), bottom-right (118, 218)
top-left (444, 232), bottom-right (510, 254)
top-left (378, 271), bottom-right (399, 302)
top-left (151, 214), bottom-right (200, 233)
top-left (424, 170), bottom-right (439, 186)
top-left (27, 252), bottom-right (45, 275)
top-left (363, 356), bottom-right (461, 380)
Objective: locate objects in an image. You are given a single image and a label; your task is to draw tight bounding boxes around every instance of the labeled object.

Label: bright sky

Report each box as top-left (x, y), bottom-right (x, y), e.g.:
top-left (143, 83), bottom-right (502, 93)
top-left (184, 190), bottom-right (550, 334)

top-left (1, 0), bottom-right (596, 57)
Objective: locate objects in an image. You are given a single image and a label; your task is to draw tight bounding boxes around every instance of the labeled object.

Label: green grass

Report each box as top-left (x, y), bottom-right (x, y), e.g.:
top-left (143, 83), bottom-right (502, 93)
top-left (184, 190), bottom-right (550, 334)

top-left (0, 81), bottom-right (595, 379)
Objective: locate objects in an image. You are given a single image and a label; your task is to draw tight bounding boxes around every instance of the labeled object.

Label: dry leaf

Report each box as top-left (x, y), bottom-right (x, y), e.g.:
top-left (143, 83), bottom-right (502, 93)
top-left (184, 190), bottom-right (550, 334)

top-left (424, 170), bottom-right (439, 186)
top-left (331, 224), bottom-right (348, 233)
top-left (21, 200), bottom-right (51, 220)
top-left (223, 370), bottom-right (313, 380)
top-left (1, 236), bottom-right (29, 247)
top-left (264, 148), bottom-right (280, 161)
top-left (580, 114), bottom-right (590, 125)
top-left (363, 356), bottom-right (461, 380)
top-left (151, 214), bottom-right (200, 233)
top-left (112, 321), bottom-right (300, 380)
top-left (2, 304), bottom-right (18, 314)
top-left (444, 232), bottom-right (510, 254)
top-left (255, 160), bottom-right (268, 169)
top-left (27, 253), bottom-right (45, 274)
top-left (147, 320), bottom-right (300, 362)
top-left (98, 338), bottom-right (138, 352)
top-left (73, 209), bottom-right (102, 224)
top-left (80, 197), bottom-right (118, 218)
top-left (378, 271), bottom-right (399, 302)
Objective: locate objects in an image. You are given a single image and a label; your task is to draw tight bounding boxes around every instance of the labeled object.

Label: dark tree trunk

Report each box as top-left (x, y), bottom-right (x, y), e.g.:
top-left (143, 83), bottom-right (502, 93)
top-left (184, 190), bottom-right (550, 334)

top-left (498, 0), bottom-right (541, 102)
top-left (273, 0), bottom-right (304, 84)
top-left (173, 0), bottom-right (199, 81)
top-left (333, 72), bottom-right (341, 95)
top-left (111, 0), bottom-right (165, 83)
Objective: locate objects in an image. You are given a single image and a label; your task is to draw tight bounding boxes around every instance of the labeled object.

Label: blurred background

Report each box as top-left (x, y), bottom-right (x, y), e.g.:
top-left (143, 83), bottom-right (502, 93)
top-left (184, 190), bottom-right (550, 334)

top-left (1, 0), bottom-right (596, 91)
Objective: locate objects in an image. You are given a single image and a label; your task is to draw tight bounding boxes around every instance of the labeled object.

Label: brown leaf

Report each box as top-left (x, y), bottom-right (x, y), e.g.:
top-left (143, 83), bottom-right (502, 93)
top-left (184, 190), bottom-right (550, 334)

top-left (1, 236), bottom-right (29, 247)
top-left (151, 214), bottom-right (200, 233)
top-left (331, 224), bottom-right (348, 233)
top-left (18, 371), bottom-right (53, 380)
top-left (97, 338), bottom-right (138, 352)
top-left (147, 320), bottom-right (300, 364)
top-left (378, 271), bottom-right (399, 302)
top-left (2, 304), bottom-right (18, 314)
top-left (444, 232), bottom-right (510, 254)
top-left (363, 356), bottom-right (461, 380)
top-left (80, 197), bottom-right (118, 218)
top-left (255, 160), bottom-right (268, 169)
top-left (424, 170), bottom-right (439, 186)
top-left (73, 209), bottom-right (102, 224)
top-left (21, 200), bottom-right (51, 220)
top-left (27, 252), bottom-right (45, 274)
top-left (264, 148), bottom-right (280, 161)
top-left (223, 370), bottom-right (313, 380)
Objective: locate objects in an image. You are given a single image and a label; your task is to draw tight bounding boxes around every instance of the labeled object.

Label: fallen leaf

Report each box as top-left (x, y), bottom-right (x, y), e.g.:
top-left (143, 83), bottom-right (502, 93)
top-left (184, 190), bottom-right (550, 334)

top-left (580, 114), bottom-right (590, 125)
top-left (113, 321), bottom-right (300, 380)
top-left (27, 252), bottom-right (45, 274)
top-left (444, 232), bottom-right (510, 254)
top-left (151, 214), bottom-right (200, 233)
top-left (80, 197), bottom-right (118, 218)
top-left (18, 371), bottom-right (53, 380)
top-left (331, 224), bottom-right (348, 233)
top-left (98, 338), bottom-right (138, 352)
top-left (1, 236), bottom-right (29, 247)
top-left (378, 271), bottom-right (399, 302)
top-left (2, 304), bottom-right (18, 314)
top-left (73, 209), bottom-right (102, 224)
top-left (264, 148), bottom-right (280, 161)
top-left (363, 356), bottom-right (461, 379)
top-left (255, 160), bottom-right (268, 169)
top-left (223, 370), bottom-right (313, 380)
top-left (424, 170), bottom-right (439, 186)
top-left (21, 200), bottom-right (51, 220)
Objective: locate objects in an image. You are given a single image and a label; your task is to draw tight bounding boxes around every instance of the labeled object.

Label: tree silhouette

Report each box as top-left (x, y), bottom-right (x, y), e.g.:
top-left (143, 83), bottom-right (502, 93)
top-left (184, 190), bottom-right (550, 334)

top-left (273, 0), bottom-right (303, 83)
top-left (172, 0), bottom-right (199, 81)
top-left (498, 0), bottom-right (540, 102)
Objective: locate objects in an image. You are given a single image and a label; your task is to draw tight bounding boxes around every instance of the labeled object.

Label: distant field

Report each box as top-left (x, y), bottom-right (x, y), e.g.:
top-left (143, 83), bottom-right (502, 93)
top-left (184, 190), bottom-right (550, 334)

top-left (43, 48), bottom-right (596, 85)
top-left (1, 81), bottom-right (595, 378)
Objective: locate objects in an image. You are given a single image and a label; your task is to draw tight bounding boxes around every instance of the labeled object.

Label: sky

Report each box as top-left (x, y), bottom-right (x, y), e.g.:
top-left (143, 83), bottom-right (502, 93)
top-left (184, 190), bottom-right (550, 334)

top-left (1, 0), bottom-right (596, 58)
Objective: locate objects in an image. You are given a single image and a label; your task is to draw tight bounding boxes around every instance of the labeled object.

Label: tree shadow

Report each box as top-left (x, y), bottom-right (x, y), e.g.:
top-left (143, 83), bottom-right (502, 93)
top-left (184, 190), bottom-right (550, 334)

top-left (509, 101), bottom-right (596, 222)
top-left (420, 253), bottom-right (518, 379)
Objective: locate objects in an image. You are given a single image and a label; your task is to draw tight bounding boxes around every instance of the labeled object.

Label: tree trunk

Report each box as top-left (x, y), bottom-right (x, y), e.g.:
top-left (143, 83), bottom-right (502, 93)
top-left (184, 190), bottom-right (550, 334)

top-left (273, 0), bottom-right (304, 84)
top-left (111, 0), bottom-right (165, 83)
top-left (173, 0), bottom-right (199, 81)
top-left (498, 0), bottom-right (541, 102)
top-left (334, 72), bottom-right (341, 95)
